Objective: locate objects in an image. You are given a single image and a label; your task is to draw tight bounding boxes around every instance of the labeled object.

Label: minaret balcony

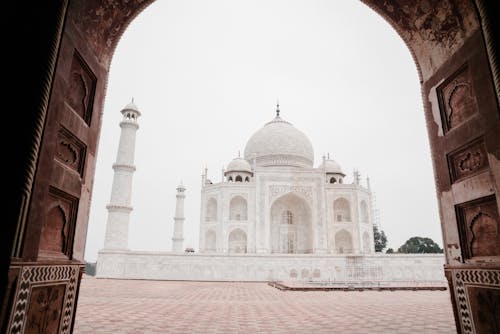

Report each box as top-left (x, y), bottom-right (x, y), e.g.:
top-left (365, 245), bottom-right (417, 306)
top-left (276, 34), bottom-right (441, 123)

top-left (105, 204), bottom-right (133, 212)
top-left (119, 119), bottom-right (140, 129)
top-left (112, 163), bottom-right (136, 172)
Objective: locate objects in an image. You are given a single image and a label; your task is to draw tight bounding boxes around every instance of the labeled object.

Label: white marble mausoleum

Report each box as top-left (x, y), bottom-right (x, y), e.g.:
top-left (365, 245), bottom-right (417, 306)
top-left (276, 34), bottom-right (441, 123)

top-left (96, 101), bottom-right (446, 284)
top-left (199, 104), bottom-right (374, 256)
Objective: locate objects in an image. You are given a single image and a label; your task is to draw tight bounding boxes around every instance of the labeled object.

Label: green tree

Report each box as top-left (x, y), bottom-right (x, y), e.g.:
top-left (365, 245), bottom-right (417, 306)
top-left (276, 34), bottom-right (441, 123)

top-left (386, 248), bottom-right (394, 254)
top-left (397, 236), bottom-right (443, 253)
top-left (373, 226), bottom-right (387, 252)
top-left (85, 262), bottom-right (96, 276)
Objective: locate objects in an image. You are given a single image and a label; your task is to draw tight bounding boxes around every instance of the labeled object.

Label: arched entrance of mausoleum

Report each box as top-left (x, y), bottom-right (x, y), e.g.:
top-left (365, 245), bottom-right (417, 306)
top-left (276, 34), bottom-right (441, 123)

top-left (228, 228), bottom-right (247, 254)
top-left (270, 193), bottom-right (313, 254)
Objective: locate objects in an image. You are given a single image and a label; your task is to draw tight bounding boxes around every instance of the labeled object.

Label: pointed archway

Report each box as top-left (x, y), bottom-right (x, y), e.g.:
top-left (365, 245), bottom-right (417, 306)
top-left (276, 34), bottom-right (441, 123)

top-left (3, 1), bottom-right (499, 332)
top-left (270, 193), bottom-right (312, 254)
top-left (228, 228), bottom-right (247, 253)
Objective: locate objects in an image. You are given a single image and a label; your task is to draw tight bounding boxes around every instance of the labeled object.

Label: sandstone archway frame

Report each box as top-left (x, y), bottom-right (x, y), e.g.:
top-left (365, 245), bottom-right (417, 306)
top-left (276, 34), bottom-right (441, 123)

top-left (3, 1), bottom-right (499, 333)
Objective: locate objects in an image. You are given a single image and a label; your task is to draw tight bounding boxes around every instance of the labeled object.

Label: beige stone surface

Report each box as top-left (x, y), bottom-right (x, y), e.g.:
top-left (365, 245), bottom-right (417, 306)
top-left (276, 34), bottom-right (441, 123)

top-left (74, 276), bottom-right (456, 333)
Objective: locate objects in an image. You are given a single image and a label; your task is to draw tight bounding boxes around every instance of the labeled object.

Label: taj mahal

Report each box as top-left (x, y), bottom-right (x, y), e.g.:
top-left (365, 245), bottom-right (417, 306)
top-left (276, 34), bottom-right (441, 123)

top-left (96, 101), bottom-right (445, 283)
top-left (199, 103), bottom-right (374, 256)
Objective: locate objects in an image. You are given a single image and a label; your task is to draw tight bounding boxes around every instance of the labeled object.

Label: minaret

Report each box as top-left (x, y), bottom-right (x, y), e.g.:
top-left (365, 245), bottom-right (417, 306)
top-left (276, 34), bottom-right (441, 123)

top-left (201, 166), bottom-right (207, 187)
top-left (103, 100), bottom-right (141, 250)
top-left (172, 183), bottom-right (186, 252)
top-left (353, 169), bottom-right (361, 185)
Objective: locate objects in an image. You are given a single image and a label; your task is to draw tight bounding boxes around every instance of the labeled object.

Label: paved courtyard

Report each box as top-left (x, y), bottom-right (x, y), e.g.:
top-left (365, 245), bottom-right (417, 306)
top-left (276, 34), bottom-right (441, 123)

top-left (74, 276), bottom-right (457, 334)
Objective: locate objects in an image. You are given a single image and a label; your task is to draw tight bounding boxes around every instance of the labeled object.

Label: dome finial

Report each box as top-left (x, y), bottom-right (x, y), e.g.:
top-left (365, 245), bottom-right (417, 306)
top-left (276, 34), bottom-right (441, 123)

top-left (276, 100), bottom-right (280, 117)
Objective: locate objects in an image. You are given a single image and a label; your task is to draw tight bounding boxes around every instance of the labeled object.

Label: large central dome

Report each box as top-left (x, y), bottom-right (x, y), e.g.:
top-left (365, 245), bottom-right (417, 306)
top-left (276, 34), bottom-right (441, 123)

top-left (244, 113), bottom-right (314, 168)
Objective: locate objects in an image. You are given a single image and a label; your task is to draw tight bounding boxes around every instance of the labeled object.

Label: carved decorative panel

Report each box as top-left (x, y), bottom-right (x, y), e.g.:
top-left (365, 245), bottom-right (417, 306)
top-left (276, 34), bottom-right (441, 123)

top-left (67, 50), bottom-right (96, 125)
top-left (467, 286), bottom-right (500, 334)
top-left (455, 195), bottom-right (500, 259)
top-left (70, 1), bottom-right (151, 66)
top-left (39, 187), bottom-right (79, 258)
top-left (451, 268), bottom-right (500, 334)
top-left (437, 65), bottom-right (478, 133)
top-left (268, 185), bottom-right (313, 205)
top-left (9, 265), bottom-right (80, 334)
top-left (56, 126), bottom-right (86, 176)
top-left (447, 137), bottom-right (489, 182)
top-left (313, 269), bottom-right (321, 278)
top-left (25, 284), bottom-right (66, 334)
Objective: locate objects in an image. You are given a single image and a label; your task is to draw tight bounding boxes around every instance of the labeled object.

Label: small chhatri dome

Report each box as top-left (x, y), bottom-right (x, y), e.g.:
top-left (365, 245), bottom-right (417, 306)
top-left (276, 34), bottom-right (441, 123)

top-left (121, 98), bottom-right (141, 116)
top-left (319, 158), bottom-right (344, 175)
top-left (244, 104), bottom-right (314, 168)
top-left (225, 157), bottom-right (252, 175)
top-left (176, 182), bottom-right (186, 192)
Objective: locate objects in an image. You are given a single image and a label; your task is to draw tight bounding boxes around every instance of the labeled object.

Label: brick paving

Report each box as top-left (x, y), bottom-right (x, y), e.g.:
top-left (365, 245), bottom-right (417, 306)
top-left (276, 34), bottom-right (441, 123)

top-left (74, 276), bottom-right (457, 334)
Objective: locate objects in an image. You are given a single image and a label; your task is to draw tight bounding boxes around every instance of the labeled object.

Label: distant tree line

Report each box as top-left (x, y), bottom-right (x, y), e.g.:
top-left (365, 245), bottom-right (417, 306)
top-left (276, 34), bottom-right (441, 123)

top-left (373, 226), bottom-right (443, 254)
top-left (373, 226), bottom-right (387, 252)
top-left (394, 236), bottom-right (443, 254)
top-left (85, 262), bottom-right (97, 276)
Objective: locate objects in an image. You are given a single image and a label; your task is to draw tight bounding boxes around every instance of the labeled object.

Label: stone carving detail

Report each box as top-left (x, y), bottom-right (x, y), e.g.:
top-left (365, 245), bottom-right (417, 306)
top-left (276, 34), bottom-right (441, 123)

top-left (25, 284), bottom-right (66, 334)
top-left (39, 187), bottom-right (79, 258)
top-left (301, 269), bottom-right (309, 279)
top-left (71, 1), bottom-right (151, 65)
top-left (58, 142), bottom-right (77, 165)
top-left (56, 127), bottom-right (86, 176)
top-left (467, 286), bottom-right (500, 334)
top-left (459, 152), bottom-right (482, 172)
top-left (470, 212), bottom-right (499, 257)
top-left (269, 185), bottom-right (312, 204)
top-left (313, 269), bottom-right (321, 278)
top-left (456, 195), bottom-right (500, 259)
top-left (373, 0), bottom-right (473, 47)
top-left (67, 51), bottom-right (96, 125)
top-left (451, 268), bottom-right (500, 334)
top-left (438, 65), bottom-right (478, 132)
top-left (9, 265), bottom-right (80, 334)
top-left (447, 138), bottom-right (488, 182)
top-left (42, 205), bottom-right (67, 253)
top-left (366, 0), bottom-right (478, 80)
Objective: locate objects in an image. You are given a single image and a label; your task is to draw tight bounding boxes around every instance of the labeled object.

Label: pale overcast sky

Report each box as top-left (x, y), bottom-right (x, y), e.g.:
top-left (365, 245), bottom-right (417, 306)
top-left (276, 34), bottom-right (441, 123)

top-left (84, 0), bottom-right (442, 262)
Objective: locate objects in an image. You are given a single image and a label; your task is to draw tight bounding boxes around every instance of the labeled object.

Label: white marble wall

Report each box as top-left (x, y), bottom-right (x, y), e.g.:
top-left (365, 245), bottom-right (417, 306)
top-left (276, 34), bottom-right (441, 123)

top-left (200, 183), bottom-right (255, 253)
top-left (200, 168), bottom-right (375, 255)
top-left (97, 251), bottom-right (446, 283)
